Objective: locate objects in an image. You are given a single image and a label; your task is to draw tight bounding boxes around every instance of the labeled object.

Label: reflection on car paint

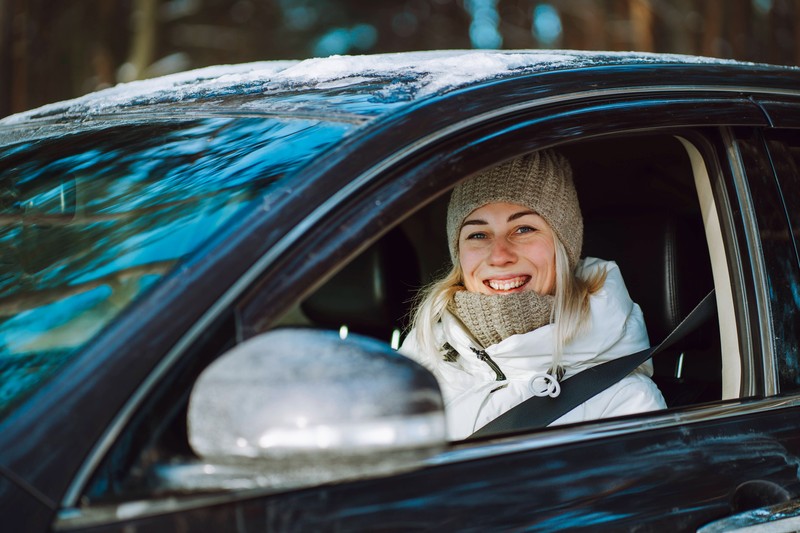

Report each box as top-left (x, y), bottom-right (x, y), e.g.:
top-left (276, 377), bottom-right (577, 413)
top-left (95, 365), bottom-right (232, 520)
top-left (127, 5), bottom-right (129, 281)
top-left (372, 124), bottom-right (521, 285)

top-left (0, 117), bottom-right (355, 418)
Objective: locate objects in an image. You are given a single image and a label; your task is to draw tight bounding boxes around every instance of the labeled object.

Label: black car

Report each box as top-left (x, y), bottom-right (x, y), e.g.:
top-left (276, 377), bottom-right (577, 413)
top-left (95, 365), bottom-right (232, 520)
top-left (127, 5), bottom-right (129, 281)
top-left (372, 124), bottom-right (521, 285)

top-left (1, 50), bottom-right (800, 531)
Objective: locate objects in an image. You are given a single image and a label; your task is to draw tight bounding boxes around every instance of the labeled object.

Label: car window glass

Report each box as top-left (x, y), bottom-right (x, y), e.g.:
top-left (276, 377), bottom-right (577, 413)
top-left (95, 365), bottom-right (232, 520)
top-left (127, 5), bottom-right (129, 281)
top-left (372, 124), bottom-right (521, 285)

top-left (736, 130), bottom-right (800, 395)
top-left (0, 117), bottom-right (354, 419)
top-left (761, 129), bottom-right (800, 392)
top-left (765, 130), bottom-right (800, 266)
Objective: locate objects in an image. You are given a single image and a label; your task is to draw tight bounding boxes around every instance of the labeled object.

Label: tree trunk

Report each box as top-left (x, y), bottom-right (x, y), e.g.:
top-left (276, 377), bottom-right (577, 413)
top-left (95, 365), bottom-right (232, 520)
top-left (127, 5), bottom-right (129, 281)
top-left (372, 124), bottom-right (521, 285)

top-left (630, 0), bottom-right (654, 52)
top-left (701, 1), bottom-right (723, 57)
top-left (123, 0), bottom-right (158, 81)
top-left (8, 0), bottom-right (28, 116)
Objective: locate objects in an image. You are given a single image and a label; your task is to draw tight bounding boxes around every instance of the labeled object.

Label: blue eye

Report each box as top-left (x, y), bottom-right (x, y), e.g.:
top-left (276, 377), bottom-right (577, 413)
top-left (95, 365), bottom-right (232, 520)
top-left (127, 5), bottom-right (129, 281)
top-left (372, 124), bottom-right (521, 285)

top-left (516, 226), bottom-right (535, 234)
top-left (466, 232), bottom-right (487, 240)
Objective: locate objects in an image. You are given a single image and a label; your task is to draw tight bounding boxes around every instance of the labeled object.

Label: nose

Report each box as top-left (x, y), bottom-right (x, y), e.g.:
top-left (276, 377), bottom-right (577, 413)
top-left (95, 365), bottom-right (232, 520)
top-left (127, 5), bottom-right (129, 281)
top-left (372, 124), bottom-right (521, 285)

top-left (488, 238), bottom-right (516, 265)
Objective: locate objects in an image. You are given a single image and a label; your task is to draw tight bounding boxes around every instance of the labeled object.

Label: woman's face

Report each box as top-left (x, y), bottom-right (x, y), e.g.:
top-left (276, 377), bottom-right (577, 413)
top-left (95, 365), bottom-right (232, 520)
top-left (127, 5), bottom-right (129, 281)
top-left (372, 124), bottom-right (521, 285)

top-left (458, 202), bottom-right (556, 296)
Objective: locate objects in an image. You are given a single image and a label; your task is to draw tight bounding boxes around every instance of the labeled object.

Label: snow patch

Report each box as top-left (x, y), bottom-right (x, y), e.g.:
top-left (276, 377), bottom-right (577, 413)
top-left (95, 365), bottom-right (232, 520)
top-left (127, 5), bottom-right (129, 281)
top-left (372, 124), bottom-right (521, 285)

top-left (0, 49), bottom-right (772, 126)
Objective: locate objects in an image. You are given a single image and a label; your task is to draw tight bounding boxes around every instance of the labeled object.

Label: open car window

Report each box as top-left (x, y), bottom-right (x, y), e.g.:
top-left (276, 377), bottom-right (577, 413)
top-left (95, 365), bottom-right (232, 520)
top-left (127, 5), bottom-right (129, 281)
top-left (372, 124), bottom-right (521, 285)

top-left (285, 133), bottom-right (734, 415)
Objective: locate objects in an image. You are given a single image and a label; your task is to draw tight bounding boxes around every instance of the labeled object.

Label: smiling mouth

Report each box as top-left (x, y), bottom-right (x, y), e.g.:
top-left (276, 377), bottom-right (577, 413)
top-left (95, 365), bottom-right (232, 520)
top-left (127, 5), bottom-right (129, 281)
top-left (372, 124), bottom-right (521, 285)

top-left (485, 276), bottom-right (531, 292)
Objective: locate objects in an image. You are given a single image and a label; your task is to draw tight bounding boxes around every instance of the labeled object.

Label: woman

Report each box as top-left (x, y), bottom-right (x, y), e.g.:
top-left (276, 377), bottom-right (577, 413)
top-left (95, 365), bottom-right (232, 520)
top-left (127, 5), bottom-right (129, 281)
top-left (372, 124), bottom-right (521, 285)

top-left (400, 150), bottom-right (666, 440)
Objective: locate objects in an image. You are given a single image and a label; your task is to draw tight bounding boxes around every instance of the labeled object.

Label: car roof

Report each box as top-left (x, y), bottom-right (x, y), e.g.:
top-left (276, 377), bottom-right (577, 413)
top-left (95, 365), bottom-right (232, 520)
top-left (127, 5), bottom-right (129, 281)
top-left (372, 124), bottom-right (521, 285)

top-left (1, 49), bottom-right (798, 149)
top-left (0, 50), bottom-right (785, 123)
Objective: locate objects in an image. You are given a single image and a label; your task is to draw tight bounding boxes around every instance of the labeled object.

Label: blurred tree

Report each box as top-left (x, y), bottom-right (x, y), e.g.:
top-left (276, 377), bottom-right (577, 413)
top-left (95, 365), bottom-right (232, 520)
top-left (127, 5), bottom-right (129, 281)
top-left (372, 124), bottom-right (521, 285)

top-left (630, 0), bottom-right (655, 52)
top-left (120, 0), bottom-right (158, 82)
top-left (701, 1), bottom-right (724, 56)
top-left (770, 0), bottom-right (798, 65)
top-left (1, 0), bottom-right (799, 118)
top-left (2, 0), bottom-right (30, 117)
top-left (0, 0), bottom-right (132, 117)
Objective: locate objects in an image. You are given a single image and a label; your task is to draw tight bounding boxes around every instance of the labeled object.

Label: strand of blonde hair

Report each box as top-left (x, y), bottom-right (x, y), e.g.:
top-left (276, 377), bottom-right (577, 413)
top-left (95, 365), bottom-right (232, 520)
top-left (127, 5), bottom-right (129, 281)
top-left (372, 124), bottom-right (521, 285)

top-left (550, 238), bottom-right (606, 372)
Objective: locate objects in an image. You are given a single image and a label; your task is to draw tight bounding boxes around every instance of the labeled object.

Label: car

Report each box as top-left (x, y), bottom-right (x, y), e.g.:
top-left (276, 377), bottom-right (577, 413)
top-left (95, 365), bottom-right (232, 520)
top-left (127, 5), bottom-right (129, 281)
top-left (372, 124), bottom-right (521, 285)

top-left (1, 49), bottom-right (800, 531)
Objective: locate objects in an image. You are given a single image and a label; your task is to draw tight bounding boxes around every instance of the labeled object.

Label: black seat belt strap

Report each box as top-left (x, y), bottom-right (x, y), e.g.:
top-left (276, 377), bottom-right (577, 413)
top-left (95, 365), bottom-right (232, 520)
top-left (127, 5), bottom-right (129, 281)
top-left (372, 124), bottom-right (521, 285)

top-left (468, 289), bottom-right (717, 440)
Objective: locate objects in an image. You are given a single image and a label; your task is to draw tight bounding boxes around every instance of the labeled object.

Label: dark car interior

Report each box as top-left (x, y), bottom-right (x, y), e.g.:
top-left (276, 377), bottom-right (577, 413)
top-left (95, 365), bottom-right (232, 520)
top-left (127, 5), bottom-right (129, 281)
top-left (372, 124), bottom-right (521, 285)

top-left (566, 137), bottom-right (719, 406)
top-left (299, 134), bottom-right (721, 408)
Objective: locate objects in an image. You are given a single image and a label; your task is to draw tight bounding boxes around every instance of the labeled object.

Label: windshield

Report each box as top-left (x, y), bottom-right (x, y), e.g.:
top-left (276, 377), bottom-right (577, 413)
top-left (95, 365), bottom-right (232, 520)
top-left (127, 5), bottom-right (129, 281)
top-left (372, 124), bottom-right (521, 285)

top-left (0, 116), bottom-right (354, 417)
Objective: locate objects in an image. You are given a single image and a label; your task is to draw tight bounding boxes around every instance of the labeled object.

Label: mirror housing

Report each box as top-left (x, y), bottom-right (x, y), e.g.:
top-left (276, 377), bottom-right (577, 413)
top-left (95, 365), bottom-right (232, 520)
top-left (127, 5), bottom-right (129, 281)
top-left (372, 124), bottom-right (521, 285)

top-left (181, 328), bottom-right (446, 491)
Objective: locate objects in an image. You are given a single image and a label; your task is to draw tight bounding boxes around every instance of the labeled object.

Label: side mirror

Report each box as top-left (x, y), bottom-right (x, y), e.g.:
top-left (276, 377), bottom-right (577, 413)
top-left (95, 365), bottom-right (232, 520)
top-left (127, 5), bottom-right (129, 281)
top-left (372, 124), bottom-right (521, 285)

top-left (176, 328), bottom-right (445, 491)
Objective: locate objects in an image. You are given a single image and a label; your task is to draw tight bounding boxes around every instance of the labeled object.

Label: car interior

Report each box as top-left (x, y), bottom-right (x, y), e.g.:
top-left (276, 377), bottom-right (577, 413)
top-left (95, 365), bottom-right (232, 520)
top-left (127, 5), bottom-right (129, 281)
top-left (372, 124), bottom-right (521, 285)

top-left (292, 134), bottom-right (723, 409)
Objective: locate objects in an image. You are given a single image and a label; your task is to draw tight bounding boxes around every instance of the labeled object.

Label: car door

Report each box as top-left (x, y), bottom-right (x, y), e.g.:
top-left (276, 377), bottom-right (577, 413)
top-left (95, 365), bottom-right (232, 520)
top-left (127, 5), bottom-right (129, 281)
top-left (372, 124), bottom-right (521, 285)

top-left (676, 103), bottom-right (800, 532)
top-left (56, 74), bottom-right (800, 531)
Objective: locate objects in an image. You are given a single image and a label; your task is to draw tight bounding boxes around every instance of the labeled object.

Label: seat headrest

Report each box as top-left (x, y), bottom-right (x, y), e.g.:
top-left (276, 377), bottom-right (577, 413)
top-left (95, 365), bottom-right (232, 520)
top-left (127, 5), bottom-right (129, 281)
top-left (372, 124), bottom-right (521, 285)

top-left (301, 228), bottom-right (421, 340)
top-left (583, 211), bottom-right (713, 343)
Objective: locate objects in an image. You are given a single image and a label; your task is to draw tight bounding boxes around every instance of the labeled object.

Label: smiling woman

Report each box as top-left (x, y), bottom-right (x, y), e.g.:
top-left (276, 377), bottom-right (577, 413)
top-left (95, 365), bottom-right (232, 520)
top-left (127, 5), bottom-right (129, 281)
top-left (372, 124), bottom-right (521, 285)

top-left (400, 150), bottom-right (666, 440)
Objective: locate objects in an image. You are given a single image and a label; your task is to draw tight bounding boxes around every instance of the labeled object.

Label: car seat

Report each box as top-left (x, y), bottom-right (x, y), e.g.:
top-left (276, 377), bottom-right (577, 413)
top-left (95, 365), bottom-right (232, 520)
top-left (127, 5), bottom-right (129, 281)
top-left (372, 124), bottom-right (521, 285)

top-left (582, 210), bottom-right (720, 406)
top-left (301, 227), bottom-right (422, 348)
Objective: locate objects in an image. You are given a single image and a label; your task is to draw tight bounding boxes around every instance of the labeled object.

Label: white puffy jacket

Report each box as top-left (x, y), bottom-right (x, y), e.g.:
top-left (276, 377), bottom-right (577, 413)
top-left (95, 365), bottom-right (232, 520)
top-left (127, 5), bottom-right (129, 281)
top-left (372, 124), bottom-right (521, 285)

top-left (400, 258), bottom-right (667, 440)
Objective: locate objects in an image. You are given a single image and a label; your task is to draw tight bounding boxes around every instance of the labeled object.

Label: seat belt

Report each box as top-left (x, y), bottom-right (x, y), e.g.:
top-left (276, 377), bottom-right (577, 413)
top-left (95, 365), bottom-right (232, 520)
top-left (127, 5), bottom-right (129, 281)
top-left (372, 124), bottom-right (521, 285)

top-left (468, 289), bottom-right (717, 440)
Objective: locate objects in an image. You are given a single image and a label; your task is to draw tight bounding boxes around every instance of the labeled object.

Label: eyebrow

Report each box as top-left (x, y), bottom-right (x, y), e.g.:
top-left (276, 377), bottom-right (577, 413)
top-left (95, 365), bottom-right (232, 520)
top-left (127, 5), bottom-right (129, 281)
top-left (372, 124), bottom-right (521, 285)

top-left (508, 210), bottom-right (537, 221)
top-left (461, 210), bottom-right (537, 227)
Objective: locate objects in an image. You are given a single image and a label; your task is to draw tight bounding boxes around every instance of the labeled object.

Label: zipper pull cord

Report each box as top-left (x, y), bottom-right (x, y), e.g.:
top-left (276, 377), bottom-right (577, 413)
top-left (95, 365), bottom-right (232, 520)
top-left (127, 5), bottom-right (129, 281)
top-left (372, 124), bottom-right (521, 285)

top-left (470, 347), bottom-right (507, 381)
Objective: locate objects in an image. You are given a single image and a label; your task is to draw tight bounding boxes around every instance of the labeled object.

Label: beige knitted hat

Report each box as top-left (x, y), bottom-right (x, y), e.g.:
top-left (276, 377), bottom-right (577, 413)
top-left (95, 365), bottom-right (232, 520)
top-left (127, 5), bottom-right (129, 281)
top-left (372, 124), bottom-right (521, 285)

top-left (446, 150), bottom-right (583, 268)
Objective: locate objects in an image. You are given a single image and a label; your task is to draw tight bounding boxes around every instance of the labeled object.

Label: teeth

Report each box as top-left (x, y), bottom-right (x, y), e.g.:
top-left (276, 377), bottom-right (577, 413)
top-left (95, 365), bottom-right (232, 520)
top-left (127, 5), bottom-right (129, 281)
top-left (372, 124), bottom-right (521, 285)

top-left (488, 277), bottom-right (526, 291)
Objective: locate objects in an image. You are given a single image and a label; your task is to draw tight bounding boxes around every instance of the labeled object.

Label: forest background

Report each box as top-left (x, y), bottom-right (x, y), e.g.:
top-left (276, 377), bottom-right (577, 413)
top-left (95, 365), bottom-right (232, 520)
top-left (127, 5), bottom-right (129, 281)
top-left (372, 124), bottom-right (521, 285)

top-left (1, 0), bottom-right (798, 119)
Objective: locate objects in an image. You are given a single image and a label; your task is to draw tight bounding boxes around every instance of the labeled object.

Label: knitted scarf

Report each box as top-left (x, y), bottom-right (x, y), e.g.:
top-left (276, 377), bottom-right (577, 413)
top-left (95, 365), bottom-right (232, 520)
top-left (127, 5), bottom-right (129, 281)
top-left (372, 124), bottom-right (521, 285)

top-left (449, 290), bottom-right (554, 349)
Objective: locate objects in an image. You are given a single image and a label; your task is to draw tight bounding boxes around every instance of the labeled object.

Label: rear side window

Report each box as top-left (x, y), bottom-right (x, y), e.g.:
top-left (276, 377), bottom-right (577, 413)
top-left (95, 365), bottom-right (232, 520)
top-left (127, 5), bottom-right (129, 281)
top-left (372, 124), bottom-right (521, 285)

top-left (765, 130), bottom-right (800, 261)
top-left (761, 130), bottom-right (800, 392)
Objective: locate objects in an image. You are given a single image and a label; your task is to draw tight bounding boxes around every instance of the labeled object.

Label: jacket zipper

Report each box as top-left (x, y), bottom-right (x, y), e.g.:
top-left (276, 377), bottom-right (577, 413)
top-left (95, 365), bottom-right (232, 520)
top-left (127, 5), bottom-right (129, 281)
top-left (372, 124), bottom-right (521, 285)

top-left (470, 347), bottom-right (507, 381)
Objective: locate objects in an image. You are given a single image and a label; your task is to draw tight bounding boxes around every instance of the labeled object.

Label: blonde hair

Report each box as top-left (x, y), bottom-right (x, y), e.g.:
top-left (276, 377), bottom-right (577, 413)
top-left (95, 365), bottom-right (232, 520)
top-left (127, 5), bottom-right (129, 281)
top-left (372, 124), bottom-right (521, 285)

top-left (550, 237), bottom-right (606, 371)
top-left (410, 233), bottom-right (606, 373)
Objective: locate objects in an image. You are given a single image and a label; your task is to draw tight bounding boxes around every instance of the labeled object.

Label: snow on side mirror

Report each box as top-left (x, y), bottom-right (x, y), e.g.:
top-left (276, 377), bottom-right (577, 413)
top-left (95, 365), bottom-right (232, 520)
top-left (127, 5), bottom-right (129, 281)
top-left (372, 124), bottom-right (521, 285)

top-left (184, 328), bottom-right (446, 491)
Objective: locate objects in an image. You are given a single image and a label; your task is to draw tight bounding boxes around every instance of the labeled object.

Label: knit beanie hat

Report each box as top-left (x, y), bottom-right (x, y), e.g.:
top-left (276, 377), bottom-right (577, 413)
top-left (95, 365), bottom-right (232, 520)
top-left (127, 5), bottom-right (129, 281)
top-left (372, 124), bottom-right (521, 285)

top-left (446, 150), bottom-right (583, 268)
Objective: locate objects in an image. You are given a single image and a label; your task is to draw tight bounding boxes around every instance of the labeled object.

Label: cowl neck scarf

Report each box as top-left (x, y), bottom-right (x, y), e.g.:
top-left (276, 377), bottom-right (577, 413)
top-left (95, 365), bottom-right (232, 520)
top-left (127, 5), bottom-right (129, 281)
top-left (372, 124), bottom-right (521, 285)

top-left (449, 289), bottom-right (554, 349)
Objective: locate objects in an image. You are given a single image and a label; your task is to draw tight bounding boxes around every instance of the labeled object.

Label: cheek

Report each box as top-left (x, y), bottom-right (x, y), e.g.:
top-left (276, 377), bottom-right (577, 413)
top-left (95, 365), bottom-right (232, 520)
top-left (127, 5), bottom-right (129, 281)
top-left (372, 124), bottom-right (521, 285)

top-left (542, 249), bottom-right (558, 271)
top-left (458, 249), bottom-right (483, 290)
top-left (458, 245), bottom-right (480, 270)
top-left (523, 242), bottom-right (555, 266)
top-left (520, 244), bottom-right (556, 294)
top-left (542, 247), bottom-right (557, 292)
top-left (526, 243), bottom-right (557, 282)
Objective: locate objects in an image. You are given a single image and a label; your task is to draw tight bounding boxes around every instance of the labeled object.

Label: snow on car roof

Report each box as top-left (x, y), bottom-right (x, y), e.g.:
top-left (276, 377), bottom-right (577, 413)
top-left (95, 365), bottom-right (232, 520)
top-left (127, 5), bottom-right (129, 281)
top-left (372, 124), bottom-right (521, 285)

top-left (1, 49), bottom-right (749, 127)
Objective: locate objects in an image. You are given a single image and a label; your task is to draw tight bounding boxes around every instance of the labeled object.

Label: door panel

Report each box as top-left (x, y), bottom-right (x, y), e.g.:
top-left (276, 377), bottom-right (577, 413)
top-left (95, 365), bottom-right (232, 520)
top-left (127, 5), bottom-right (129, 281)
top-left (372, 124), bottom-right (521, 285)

top-left (67, 407), bottom-right (800, 532)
